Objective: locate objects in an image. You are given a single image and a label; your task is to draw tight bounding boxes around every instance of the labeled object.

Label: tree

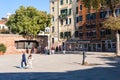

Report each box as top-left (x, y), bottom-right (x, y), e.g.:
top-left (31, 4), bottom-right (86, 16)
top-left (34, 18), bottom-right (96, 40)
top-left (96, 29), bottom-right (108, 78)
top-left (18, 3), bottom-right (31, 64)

top-left (103, 16), bottom-right (120, 55)
top-left (82, 0), bottom-right (120, 55)
top-left (6, 6), bottom-right (51, 39)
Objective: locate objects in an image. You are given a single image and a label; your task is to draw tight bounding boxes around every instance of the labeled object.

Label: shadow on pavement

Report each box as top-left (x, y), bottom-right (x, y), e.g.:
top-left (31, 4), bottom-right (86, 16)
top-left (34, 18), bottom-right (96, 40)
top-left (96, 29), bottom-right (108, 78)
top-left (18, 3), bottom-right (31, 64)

top-left (0, 56), bottom-right (120, 80)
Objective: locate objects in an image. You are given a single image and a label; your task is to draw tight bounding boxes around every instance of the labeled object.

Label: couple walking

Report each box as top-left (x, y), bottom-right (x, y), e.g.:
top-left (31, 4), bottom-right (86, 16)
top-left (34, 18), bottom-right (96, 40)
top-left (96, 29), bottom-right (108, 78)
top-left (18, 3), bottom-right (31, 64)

top-left (21, 51), bottom-right (33, 69)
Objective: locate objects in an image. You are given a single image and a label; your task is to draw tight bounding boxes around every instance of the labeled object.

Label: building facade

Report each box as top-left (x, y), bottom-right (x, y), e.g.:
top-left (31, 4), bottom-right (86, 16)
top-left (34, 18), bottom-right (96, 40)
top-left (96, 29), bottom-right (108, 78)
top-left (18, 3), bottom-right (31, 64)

top-left (0, 18), bottom-right (8, 31)
top-left (50, 0), bottom-right (78, 50)
top-left (50, 0), bottom-right (120, 52)
top-left (77, 0), bottom-right (120, 52)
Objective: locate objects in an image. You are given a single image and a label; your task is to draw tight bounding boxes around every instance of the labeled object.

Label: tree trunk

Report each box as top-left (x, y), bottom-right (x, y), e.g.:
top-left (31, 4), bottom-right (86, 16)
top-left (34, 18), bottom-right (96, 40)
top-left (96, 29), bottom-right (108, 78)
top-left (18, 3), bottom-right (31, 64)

top-left (112, 9), bottom-right (119, 55)
top-left (116, 30), bottom-right (120, 56)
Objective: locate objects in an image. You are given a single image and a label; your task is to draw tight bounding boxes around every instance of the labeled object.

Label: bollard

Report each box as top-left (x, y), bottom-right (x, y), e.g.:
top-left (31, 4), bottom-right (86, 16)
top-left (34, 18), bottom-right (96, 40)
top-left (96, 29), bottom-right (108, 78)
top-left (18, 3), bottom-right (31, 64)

top-left (82, 51), bottom-right (87, 65)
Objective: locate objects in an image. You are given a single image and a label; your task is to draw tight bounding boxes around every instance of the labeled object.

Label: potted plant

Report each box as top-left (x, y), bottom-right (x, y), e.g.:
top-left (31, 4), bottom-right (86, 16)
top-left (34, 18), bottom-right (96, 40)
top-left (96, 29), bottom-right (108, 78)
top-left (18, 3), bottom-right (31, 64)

top-left (0, 43), bottom-right (6, 55)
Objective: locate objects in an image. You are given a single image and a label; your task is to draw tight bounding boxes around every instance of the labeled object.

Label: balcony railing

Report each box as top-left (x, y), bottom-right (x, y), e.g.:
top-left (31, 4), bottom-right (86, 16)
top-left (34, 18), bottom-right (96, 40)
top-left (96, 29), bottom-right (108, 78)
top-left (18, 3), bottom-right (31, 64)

top-left (59, 13), bottom-right (68, 19)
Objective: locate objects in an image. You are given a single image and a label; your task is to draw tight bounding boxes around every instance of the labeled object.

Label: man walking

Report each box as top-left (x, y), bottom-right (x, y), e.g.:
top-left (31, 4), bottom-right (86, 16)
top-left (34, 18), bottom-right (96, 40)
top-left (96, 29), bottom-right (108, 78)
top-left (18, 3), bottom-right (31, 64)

top-left (21, 51), bottom-right (27, 68)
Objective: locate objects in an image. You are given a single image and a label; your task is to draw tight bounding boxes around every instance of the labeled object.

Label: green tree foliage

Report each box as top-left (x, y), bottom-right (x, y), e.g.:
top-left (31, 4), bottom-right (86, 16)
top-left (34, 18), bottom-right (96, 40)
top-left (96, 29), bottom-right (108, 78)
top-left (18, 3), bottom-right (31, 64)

top-left (103, 16), bottom-right (120, 30)
top-left (0, 43), bottom-right (6, 53)
top-left (6, 6), bottom-right (51, 39)
top-left (82, 0), bottom-right (120, 13)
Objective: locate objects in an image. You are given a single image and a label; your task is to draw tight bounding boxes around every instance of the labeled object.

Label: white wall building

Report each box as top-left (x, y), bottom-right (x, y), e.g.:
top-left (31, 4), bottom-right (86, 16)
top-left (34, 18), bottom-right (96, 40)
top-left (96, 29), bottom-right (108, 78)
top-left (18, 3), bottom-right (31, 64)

top-left (50, 0), bottom-right (78, 48)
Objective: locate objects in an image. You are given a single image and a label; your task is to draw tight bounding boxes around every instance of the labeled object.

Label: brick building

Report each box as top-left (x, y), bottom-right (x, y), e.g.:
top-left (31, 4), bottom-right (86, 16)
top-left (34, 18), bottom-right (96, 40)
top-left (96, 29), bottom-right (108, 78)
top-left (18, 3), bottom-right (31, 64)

top-left (76, 0), bottom-right (120, 52)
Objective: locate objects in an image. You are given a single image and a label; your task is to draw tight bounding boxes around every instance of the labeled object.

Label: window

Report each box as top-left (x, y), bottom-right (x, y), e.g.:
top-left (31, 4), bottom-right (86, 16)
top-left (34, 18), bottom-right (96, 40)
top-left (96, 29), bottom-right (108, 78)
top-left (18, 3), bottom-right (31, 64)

top-left (86, 32), bottom-right (91, 37)
top-left (115, 9), bottom-right (119, 16)
top-left (68, 31), bottom-right (71, 37)
top-left (112, 43), bottom-right (116, 48)
top-left (52, 1), bottom-right (54, 4)
top-left (86, 14), bottom-right (91, 20)
top-left (60, 9), bottom-right (67, 16)
top-left (100, 30), bottom-right (105, 37)
top-left (64, 32), bottom-right (68, 38)
top-left (15, 40), bottom-right (38, 49)
top-left (76, 7), bottom-right (78, 14)
top-left (52, 26), bottom-right (54, 33)
top-left (79, 16), bottom-right (83, 21)
top-left (91, 13), bottom-right (96, 19)
top-left (86, 24), bottom-right (96, 29)
top-left (60, 0), bottom-right (64, 5)
top-left (66, 18), bottom-right (68, 24)
top-left (69, 0), bottom-right (72, 4)
top-left (66, 0), bottom-right (68, 3)
top-left (61, 20), bottom-right (63, 25)
top-left (64, 31), bottom-right (71, 38)
top-left (80, 5), bottom-right (82, 10)
top-left (100, 11), bottom-right (107, 18)
top-left (75, 31), bottom-right (78, 37)
top-left (52, 7), bottom-right (54, 12)
top-left (68, 8), bottom-right (72, 15)
top-left (60, 32), bottom-right (64, 38)
top-left (108, 42), bottom-right (111, 48)
top-left (86, 13), bottom-right (96, 20)
top-left (97, 44), bottom-right (101, 48)
top-left (69, 18), bottom-right (71, 24)
top-left (79, 32), bottom-right (83, 37)
top-left (106, 29), bottom-right (111, 35)
top-left (76, 17), bottom-right (79, 23)
top-left (52, 16), bottom-right (54, 22)
top-left (92, 31), bottom-right (96, 37)
top-left (87, 31), bottom-right (93, 37)
top-left (52, 38), bottom-right (54, 43)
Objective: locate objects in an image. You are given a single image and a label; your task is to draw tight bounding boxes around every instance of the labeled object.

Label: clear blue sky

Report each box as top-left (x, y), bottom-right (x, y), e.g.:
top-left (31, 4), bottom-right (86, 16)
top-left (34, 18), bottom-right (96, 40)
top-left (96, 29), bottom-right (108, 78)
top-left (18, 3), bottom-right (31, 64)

top-left (0, 0), bottom-right (50, 19)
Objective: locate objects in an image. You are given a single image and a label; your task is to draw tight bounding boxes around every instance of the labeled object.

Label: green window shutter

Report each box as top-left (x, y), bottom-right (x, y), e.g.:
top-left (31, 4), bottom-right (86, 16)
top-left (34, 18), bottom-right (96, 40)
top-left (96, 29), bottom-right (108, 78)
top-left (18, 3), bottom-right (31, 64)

top-left (66, 0), bottom-right (68, 3)
top-left (69, 8), bottom-right (71, 15)
top-left (60, 0), bottom-right (63, 5)
top-left (64, 32), bottom-right (67, 38)
top-left (69, 0), bottom-right (72, 4)
top-left (68, 31), bottom-right (71, 37)
top-left (60, 32), bottom-right (64, 38)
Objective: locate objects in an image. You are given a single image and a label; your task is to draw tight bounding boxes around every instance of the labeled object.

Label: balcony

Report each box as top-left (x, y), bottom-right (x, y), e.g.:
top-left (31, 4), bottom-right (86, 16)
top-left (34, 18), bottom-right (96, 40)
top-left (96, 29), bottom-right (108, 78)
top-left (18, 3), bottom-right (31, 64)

top-left (59, 13), bottom-right (68, 19)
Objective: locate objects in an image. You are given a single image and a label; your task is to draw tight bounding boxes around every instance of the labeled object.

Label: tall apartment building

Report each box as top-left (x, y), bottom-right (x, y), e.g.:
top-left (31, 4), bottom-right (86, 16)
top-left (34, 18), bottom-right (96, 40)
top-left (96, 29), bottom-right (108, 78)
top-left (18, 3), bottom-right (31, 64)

top-left (77, 0), bottom-right (120, 52)
top-left (50, 0), bottom-right (78, 50)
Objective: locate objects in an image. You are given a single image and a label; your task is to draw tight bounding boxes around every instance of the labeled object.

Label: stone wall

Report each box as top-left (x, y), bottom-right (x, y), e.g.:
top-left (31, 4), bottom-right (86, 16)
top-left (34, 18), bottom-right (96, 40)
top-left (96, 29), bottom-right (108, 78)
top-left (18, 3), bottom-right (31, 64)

top-left (0, 34), bottom-right (48, 54)
top-left (0, 34), bottom-right (26, 54)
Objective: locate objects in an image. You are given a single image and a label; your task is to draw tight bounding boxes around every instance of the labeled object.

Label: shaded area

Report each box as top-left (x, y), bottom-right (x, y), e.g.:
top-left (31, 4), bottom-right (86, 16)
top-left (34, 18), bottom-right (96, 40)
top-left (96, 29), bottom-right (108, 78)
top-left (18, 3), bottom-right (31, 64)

top-left (0, 55), bottom-right (120, 80)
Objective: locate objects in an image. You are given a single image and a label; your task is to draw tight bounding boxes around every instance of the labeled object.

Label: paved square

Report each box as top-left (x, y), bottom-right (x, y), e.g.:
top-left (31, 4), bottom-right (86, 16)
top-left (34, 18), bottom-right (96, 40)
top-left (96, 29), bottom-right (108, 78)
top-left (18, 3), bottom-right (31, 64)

top-left (0, 52), bottom-right (120, 80)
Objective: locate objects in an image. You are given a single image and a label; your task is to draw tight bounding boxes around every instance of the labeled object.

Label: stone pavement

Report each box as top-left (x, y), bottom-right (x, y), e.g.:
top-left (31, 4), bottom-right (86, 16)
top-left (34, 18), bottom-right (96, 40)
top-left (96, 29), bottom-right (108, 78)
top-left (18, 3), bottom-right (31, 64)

top-left (0, 52), bottom-right (120, 80)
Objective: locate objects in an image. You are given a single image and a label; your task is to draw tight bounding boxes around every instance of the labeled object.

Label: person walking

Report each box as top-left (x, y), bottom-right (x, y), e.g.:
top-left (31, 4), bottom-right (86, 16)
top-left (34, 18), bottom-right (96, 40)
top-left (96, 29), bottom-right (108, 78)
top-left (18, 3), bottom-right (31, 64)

top-left (21, 51), bottom-right (27, 68)
top-left (30, 46), bottom-right (35, 54)
top-left (44, 46), bottom-right (48, 55)
top-left (27, 54), bottom-right (33, 69)
top-left (51, 47), bottom-right (55, 55)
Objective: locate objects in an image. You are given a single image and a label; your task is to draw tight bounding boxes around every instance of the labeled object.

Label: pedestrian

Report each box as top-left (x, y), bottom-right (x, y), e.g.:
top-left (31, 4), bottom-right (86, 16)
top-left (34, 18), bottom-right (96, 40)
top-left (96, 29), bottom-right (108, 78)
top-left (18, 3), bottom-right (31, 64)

top-left (26, 47), bottom-right (29, 54)
top-left (51, 47), bottom-right (55, 54)
top-left (21, 51), bottom-right (27, 68)
top-left (30, 46), bottom-right (35, 54)
top-left (27, 54), bottom-right (33, 69)
top-left (44, 46), bottom-right (48, 55)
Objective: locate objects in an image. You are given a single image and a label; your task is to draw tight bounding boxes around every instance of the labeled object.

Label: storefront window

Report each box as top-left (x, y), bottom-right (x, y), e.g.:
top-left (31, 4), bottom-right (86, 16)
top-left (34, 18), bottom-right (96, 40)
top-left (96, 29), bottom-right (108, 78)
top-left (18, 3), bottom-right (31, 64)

top-left (97, 44), bottom-right (101, 48)
top-left (108, 42), bottom-right (111, 48)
